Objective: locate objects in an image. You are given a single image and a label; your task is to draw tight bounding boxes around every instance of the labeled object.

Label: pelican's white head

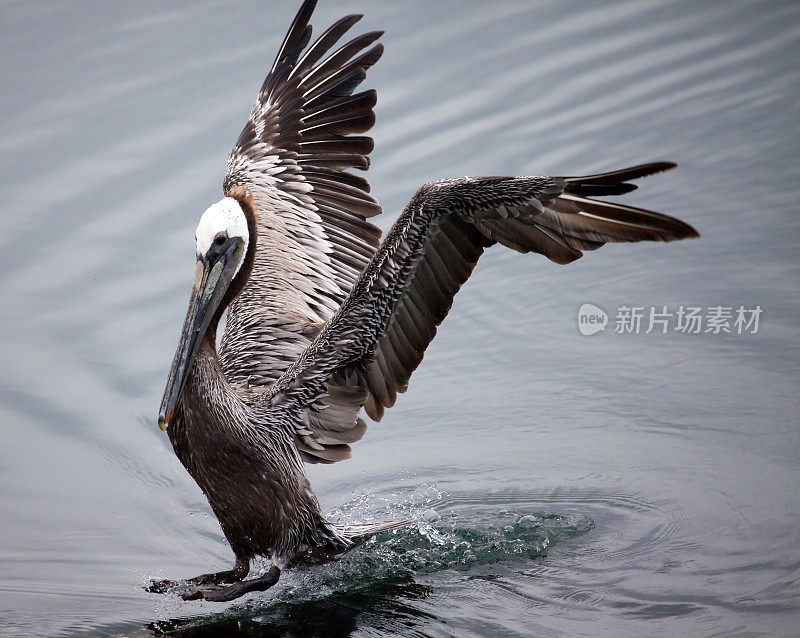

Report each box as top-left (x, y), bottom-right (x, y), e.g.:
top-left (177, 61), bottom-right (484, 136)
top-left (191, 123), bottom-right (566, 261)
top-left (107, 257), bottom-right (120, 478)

top-left (195, 197), bottom-right (250, 276)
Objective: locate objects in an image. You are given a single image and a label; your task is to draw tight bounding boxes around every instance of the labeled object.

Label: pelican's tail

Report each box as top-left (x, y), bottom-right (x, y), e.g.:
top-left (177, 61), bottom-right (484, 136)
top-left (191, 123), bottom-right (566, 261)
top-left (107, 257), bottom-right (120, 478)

top-left (334, 518), bottom-right (416, 547)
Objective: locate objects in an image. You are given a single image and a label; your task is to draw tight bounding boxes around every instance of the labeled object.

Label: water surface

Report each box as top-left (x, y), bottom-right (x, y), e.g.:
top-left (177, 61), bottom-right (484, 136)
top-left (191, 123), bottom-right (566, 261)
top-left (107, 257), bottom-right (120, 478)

top-left (1, 1), bottom-right (798, 636)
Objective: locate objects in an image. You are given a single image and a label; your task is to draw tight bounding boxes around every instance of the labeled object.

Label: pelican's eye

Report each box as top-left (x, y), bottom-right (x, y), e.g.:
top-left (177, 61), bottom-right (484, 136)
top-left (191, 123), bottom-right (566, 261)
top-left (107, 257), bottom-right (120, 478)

top-left (214, 232), bottom-right (227, 247)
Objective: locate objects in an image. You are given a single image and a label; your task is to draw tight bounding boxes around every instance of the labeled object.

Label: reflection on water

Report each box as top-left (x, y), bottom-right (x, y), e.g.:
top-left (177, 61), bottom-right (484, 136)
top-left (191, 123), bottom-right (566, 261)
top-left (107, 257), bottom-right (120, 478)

top-left (147, 582), bottom-right (432, 638)
top-left (1, 1), bottom-right (799, 636)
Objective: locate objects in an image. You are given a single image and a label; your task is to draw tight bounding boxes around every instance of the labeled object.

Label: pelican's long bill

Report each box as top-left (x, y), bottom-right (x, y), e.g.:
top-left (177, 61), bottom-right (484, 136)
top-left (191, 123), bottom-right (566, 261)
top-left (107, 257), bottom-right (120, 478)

top-left (158, 240), bottom-right (244, 430)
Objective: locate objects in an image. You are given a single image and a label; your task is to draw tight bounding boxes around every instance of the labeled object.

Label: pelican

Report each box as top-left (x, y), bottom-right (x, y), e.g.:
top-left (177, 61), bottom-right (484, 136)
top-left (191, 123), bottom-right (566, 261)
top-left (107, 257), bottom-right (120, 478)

top-left (148, 0), bottom-right (698, 602)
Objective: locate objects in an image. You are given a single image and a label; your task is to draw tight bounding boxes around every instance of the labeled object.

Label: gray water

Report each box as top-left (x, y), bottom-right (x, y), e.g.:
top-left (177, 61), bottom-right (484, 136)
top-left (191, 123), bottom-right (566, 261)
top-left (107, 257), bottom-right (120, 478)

top-left (1, 1), bottom-right (799, 636)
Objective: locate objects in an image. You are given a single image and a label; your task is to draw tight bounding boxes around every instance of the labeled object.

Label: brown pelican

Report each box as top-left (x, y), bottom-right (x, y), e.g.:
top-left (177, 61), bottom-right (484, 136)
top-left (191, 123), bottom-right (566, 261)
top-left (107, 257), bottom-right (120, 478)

top-left (148, 0), bottom-right (698, 602)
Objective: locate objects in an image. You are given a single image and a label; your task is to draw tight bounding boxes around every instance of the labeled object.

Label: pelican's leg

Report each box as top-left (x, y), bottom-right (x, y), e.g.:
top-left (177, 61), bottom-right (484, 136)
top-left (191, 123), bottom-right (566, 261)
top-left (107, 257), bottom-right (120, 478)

top-left (181, 565), bottom-right (281, 602)
top-left (147, 556), bottom-right (250, 593)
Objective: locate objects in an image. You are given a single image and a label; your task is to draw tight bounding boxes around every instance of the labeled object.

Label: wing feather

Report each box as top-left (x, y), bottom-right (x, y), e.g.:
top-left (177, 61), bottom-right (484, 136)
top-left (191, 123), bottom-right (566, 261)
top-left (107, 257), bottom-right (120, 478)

top-left (263, 164), bottom-right (698, 461)
top-left (220, 0), bottom-right (384, 390)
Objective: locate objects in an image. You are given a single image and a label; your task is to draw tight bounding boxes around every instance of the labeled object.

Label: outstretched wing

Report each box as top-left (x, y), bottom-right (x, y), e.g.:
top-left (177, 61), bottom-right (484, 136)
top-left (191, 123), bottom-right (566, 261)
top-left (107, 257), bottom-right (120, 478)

top-left (262, 163), bottom-right (699, 463)
top-left (219, 0), bottom-right (384, 388)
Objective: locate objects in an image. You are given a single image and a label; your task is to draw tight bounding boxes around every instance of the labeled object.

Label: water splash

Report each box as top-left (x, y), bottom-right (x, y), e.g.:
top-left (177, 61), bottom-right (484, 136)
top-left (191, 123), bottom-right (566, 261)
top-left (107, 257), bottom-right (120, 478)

top-left (276, 487), bottom-right (595, 601)
top-left (143, 489), bottom-right (594, 636)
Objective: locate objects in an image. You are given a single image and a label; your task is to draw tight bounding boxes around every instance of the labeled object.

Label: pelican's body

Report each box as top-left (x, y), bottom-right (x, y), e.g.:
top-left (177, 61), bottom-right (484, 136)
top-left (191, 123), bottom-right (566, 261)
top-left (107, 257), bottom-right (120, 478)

top-left (149, 0), bottom-right (698, 601)
top-left (171, 342), bottom-right (346, 562)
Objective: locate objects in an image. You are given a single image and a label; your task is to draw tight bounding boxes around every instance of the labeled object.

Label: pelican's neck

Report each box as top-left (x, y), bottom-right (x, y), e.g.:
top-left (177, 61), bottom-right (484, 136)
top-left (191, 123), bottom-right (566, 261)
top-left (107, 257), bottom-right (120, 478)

top-left (175, 338), bottom-right (247, 438)
top-left (205, 313), bottom-right (223, 349)
top-left (192, 339), bottom-right (231, 398)
top-left (167, 339), bottom-right (253, 512)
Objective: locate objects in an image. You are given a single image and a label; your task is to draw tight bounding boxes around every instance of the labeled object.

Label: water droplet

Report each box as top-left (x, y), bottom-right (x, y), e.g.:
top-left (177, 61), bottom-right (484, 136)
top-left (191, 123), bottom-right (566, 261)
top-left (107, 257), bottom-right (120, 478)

top-left (517, 515), bottom-right (540, 529)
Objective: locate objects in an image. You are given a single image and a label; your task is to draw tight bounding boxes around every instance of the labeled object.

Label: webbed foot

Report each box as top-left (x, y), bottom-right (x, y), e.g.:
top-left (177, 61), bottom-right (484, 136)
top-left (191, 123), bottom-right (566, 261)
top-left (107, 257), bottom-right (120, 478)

top-left (178, 565), bottom-right (281, 602)
top-left (146, 557), bottom-right (250, 595)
